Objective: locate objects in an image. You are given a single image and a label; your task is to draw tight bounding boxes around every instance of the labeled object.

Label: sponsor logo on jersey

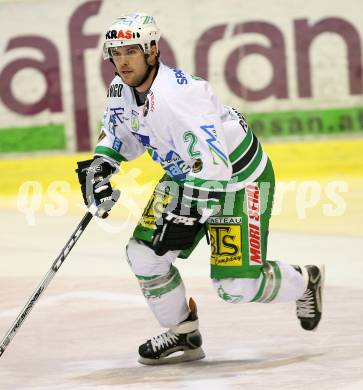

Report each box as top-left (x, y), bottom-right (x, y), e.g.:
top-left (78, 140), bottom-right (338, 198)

top-left (172, 68), bottom-right (188, 85)
top-left (200, 124), bottom-right (228, 167)
top-left (209, 224), bottom-right (242, 266)
top-left (131, 110), bottom-right (139, 131)
top-left (208, 217), bottom-right (242, 224)
top-left (143, 97), bottom-right (149, 117)
top-left (231, 107), bottom-right (248, 132)
top-left (106, 29), bottom-right (133, 40)
top-left (149, 149), bottom-right (159, 161)
top-left (143, 91), bottom-right (155, 116)
top-left (131, 132), bottom-right (150, 147)
top-left (107, 83), bottom-right (123, 98)
top-left (149, 91), bottom-right (155, 111)
top-left (108, 113), bottom-right (117, 135)
top-left (110, 107), bottom-right (125, 124)
top-left (137, 146), bottom-right (190, 181)
top-left (112, 137), bottom-right (122, 152)
top-left (139, 192), bottom-right (172, 229)
top-left (159, 150), bottom-right (190, 179)
top-left (192, 158), bottom-right (203, 173)
top-left (246, 183), bottom-right (262, 265)
top-left (165, 212), bottom-right (197, 226)
top-left (97, 129), bottom-right (106, 142)
top-left (163, 160), bottom-right (190, 180)
top-left (165, 150), bottom-right (181, 163)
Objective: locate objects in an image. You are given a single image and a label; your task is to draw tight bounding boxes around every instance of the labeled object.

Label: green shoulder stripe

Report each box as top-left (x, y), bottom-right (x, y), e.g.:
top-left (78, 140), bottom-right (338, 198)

top-left (94, 146), bottom-right (127, 163)
top-left (229, 127), bottom-right (253, 163)
top-left (231, 143), bottom-right (263, 182)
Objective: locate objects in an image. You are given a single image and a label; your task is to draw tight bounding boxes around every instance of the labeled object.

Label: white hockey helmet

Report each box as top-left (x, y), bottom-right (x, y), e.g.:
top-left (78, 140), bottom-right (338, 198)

top-left (103, 12), bottom-right (161, 59)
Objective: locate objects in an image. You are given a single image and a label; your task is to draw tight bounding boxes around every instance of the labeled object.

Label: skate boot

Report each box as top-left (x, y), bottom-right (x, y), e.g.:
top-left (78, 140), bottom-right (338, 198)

top-left (294, 265), bottom-right (325, 331)
top-left (138, 298), bottom-right (205, 365)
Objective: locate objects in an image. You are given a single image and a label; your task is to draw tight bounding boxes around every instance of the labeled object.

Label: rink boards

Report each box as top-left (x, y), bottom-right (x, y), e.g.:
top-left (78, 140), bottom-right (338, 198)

top-left (0, 138), bottom-right (362, 236)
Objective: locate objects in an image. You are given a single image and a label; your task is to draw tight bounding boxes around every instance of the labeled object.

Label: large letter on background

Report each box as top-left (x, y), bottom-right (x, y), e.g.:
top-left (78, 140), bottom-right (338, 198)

top-left (69, 0), bottom-right (102, 151)
top-left (195, 25), bottom-right (228, 80)
top-left (0, 36), bottom-right (62, 115)
top-left (295, 18), bottom-right (363, 97)
top-left (224, 22), bottom-right (288, 101)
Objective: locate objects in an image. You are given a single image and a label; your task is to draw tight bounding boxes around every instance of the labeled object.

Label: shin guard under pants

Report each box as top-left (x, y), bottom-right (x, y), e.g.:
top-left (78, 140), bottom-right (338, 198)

top-left (213, 261), bottom-right (305, 303)
top-left (126, 238), bottom-right (189, 327)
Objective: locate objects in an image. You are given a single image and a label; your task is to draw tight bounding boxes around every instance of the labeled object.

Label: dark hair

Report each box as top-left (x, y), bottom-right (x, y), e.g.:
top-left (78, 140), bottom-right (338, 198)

top-left (150, 40), bottom-right (160, 58)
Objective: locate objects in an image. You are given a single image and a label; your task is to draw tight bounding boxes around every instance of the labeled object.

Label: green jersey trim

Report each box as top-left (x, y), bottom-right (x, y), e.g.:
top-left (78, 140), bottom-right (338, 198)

top-left (94, 146), bottom-right (127, 163)
top-left (232, 143), bottom-right (264, 182)
top-left (229, 127), bottom-right (253, 163)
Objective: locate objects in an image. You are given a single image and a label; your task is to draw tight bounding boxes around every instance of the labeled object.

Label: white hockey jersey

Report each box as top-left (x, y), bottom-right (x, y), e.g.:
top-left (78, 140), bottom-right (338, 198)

top-left (95, 62), bottom-right (268, 209)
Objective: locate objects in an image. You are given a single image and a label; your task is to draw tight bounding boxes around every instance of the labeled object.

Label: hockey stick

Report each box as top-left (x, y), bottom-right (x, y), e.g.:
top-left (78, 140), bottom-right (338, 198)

top-left (0, 211), bottom-right (93, 358)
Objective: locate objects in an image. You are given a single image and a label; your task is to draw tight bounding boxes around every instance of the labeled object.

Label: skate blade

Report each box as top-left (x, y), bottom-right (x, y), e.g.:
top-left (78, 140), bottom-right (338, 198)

top-left (138, 347), bottom-right (205, 365)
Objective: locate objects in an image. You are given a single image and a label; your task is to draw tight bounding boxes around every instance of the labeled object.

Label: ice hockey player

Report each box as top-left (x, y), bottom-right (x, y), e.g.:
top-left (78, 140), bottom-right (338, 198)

top-left (76, 13), bottom-right (324, 365)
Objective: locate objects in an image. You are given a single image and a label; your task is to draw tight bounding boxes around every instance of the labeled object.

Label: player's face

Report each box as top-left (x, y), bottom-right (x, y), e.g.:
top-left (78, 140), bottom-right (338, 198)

top-left (110, 45), bottom-right (152, 87)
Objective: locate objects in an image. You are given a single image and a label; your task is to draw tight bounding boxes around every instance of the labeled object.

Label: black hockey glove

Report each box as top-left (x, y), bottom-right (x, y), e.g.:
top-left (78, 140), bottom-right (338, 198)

top-left (76, 157), bottom-right (120, 218)
top-left (152, 206), bottom-right (204, 256)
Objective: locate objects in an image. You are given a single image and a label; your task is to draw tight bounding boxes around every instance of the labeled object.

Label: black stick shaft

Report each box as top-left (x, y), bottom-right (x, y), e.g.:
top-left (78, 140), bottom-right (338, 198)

top-left (0, 212), bottom-right (93, 358)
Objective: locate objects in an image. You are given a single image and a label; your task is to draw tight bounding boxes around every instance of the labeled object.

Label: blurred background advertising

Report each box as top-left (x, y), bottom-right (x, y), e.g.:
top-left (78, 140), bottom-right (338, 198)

top-left (0, 0), bottom-right (362, 236)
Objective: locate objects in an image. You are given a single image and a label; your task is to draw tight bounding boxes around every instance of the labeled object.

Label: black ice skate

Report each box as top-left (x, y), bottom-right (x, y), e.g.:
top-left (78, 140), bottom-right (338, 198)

top-left (138, 297), bottom-right (205, 365)
top-left (295, 265), bottom-right (325, 331)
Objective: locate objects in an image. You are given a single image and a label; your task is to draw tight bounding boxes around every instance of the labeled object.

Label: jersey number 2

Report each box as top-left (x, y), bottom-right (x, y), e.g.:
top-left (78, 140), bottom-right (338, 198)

top-left (183, 131), bottom-right (201, 158)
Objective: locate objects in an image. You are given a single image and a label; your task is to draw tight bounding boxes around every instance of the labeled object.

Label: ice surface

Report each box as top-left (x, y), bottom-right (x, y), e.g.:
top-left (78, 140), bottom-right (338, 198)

top-left (0, 211), bottom-right (362, 389)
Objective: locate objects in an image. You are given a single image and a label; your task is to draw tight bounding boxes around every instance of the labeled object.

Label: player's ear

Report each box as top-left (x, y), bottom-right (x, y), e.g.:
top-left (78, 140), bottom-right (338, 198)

top-left (149, 44), bottom-right (159, 65)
